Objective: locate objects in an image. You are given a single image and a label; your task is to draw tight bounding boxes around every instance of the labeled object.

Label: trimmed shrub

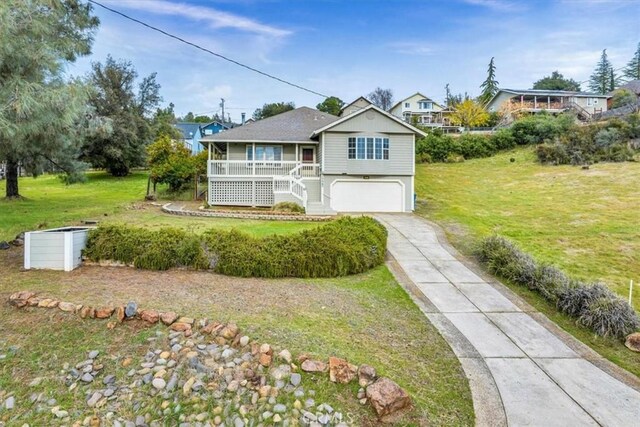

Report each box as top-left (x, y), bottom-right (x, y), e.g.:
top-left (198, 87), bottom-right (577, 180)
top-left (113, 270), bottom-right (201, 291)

top-left (457, 134), bottom-right (497, 159)
top-left (272, 202), bottom-right (304, 213)
top-left (489, 128), bottom-right (517, 150)
top-left (202, 216), bottom-right (387, 278)
top-left (83, 217), bottom-right (387, 278)
top-left (475, 235), bottom-right (639, 340)
top-left (416, 134), bottom-right (460, 162)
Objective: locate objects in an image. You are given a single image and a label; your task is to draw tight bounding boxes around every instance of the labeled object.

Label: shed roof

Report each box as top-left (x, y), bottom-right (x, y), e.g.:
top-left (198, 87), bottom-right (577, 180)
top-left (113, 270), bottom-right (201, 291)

top-left (200, 107), bottom-right (338, 143)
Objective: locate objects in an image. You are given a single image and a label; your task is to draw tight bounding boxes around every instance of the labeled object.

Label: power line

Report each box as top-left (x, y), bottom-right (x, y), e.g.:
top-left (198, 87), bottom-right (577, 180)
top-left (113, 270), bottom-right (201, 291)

top-left (87, 0), bottom-right (329, 99)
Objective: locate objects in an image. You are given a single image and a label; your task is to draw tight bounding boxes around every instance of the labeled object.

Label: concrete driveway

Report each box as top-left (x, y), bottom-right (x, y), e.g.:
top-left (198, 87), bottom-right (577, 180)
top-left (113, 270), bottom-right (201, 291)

top-left (376, 214), bottom-right (640, 427)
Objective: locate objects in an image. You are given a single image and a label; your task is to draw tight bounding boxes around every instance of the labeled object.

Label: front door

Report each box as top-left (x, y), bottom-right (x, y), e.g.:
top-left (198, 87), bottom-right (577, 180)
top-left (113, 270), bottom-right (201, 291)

top-left (302, 147), bottom-right (314, 163)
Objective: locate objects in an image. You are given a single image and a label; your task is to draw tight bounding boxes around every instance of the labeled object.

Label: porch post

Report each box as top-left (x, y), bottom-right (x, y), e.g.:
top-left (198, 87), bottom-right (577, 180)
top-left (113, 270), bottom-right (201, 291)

top-left (520, 95), bottom-right (523, 106)
top-left (534, 96), bottom-right (537, 109)
top-left (296, 144), bottom-right (299, 163)
top-left (252, 142), bottom-right (256, 176)
top-left (547, 96), bottom-right (550, 109)
top-left (207, 143), bottom-right (211, 176)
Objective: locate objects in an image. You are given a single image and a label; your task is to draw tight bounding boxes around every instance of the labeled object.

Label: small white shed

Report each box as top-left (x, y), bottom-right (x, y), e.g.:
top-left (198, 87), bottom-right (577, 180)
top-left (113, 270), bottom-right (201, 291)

top-left (24, 227), bottom-right (92, 271)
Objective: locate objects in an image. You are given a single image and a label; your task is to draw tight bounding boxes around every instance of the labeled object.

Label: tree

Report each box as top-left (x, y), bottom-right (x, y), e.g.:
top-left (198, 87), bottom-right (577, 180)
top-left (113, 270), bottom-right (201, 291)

top-left (610, 89), bottom-right (638, 108)
top-left (589, 49), bottom-right (617, 94)
top-left (367, 88), bottom-right (394, 111)
top-left (193, 115), bottom-right (212, 123)
top-left (0, 0), bottom-right (99, 198)
top-left (147, 135), bottom-right (196, 192)
top-left (444, 84), bottom-right (469, 108)
top-left (450, 99), bottom-right (489, 130)
top-left (623, 42), bottom-right (640, 81)
top-left (82, 55), bottom-right (162, 176)
top-left (316, 96), bottom-right (345, 116)
top-left (151, 103), bottom-right (181, 140)
top-left (252, 102), bottom-right (295, 120)
top-left (182, 112), bottom-right (195, 122)
top-left (533, 71), bottom-right (581, 91)
top-left (479, 57), bottom-right (499, 105)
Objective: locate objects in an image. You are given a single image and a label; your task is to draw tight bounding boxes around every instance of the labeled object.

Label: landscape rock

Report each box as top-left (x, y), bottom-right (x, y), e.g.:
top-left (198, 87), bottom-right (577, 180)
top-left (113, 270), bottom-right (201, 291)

top-left (170, 322), bottom-right (191, 332)
top-left (125, 301), bottom-right (138, 318)
top-left (9, 291), bottom-right (36, 307)
top-left (329, 356), bottom-right (357, 384)
top-left (160, 311), bottom-right (178, 325)
top-left (220, 323), bottom-right (239, 339)
top-left (0, 241), bottom-right (10, 250)
top-left (278, 349), bottom-right (292, 363)
top-left (115, 306), bottom-right (126, 322)
top-left (5, 396), bottom-right (15, 410)
top-left (366, 377), bottom-right (412, 420)
top-left (140, 309), bottom-right (159, 324)
top-left (80, 306), bottom-right (95, 319)
top-left (176, 316), bottom-right (194, 325)
top-left (58, 301), bottom-right (76, 312)
top-left (358, 364), bottom-right (377, 387)
top-left (152, 378), bottom-right (166, 390)
top-left (95, 307), bottom-right (114, 319)
top-left (87, 392), bottom-right (102, 407)
top-left (301, 359), bottom-right (327, 373)
top-left (625, 332), bottom-right (640, 352)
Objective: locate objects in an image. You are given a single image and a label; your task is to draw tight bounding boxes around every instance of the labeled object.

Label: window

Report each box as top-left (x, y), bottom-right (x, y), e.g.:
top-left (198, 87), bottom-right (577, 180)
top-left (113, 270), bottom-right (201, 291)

top-left (418, 101), bottom-right (432, 110)
top-left (404, 102), bottom-right (410, 108)
top-left (246, 145), bottom-right (282, 162)
top-left (348, 136), bottom-right (389, 160)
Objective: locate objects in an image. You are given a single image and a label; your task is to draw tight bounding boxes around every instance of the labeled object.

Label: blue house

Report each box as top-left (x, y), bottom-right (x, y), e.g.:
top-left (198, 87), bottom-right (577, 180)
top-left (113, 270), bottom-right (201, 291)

top-left (174, 121), bottom-right (231, 155)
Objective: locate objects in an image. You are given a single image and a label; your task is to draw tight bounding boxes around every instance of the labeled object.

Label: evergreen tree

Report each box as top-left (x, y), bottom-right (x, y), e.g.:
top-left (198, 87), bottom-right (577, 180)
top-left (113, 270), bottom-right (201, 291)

top-left (623, 42), bottom-right (640, 81)
top-left (589, 49), bottom-right (616, 94)
top-left (479, 57), bottom-right (499, 105)
top-left (0, 0), bottom-right (99, 198)
top-left (316, 96), bottom-right (345, 116)
top-left (533, 71), bottom-right (581, 91)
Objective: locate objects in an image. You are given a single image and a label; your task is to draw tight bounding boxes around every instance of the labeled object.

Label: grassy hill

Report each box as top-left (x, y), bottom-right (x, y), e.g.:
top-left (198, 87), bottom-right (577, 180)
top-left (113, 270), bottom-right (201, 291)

top-left (415, 147), bottom-right (640, 311)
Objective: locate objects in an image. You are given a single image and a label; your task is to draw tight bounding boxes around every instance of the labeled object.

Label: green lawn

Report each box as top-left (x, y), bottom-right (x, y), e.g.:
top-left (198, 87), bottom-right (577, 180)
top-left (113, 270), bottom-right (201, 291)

top-left (415, 147), bottom-right (640, 376)
top-left (0, 172), bottom-right (319, 239)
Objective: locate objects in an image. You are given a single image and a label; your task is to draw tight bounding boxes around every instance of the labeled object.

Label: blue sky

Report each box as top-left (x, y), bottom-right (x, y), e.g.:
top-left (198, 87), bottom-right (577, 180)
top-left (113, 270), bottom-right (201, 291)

top-left (69, 0), bottom-right (640, 121)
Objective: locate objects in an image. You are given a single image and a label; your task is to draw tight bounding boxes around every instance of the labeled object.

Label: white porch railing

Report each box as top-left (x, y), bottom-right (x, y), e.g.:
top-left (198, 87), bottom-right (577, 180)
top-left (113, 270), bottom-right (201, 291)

top-left (208, 160), bottom-right (320, 177)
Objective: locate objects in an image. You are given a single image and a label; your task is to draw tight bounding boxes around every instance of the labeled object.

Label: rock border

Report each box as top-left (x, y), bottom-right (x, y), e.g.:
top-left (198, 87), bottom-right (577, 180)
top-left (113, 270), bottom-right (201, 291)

top-left (162, 203), bottom-right (333, 222)
top-left (8, 291), bottom-right (413, 422)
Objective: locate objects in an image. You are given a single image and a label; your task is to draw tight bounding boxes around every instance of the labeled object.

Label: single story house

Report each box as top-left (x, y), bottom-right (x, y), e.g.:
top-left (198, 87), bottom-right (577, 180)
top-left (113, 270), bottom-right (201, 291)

top-left (200, 102), bottom-right (426, 215)
top-left (486, 89), bottom-right (610, 120)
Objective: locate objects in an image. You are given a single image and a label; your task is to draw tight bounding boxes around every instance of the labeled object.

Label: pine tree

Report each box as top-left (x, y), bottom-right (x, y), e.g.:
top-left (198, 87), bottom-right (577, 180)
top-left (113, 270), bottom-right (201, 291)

top-left (623, 42), bottom-right (640, 81)
top-left (0, 0), bottom-right (99, 198)
top-left (479, 57), bottom-right (499, 105)
top-left (589, 49), bottom-right (615, 94)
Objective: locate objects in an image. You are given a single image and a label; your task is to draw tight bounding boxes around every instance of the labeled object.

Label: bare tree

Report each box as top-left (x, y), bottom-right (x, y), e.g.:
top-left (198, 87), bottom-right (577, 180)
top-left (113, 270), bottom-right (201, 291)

top-left (367, 87), bottom-right (394, 111)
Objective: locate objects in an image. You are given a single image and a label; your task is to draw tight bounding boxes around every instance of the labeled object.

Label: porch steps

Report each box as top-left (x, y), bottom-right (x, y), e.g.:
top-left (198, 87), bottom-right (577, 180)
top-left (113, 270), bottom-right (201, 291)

top-left (306, 202), bottom-right (337, 216)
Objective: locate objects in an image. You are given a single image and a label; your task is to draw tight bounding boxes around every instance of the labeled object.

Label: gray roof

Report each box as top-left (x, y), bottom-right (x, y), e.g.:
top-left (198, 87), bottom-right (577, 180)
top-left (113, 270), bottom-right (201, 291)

top-left (174, 122), bottom-right (202, 139)
top-left (620, 80), bottom-right (640, 95)
top-left (200, 107), bottom-right (339, 143)
top-left (500, 88), bottom-right (608, 98)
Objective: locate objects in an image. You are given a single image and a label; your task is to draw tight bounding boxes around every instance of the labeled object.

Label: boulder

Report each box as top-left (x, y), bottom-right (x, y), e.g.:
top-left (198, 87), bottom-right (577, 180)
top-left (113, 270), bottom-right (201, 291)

top-left (301, 359), bottom-right (327, 373)
top-left (328, 357), bottom-right (357, 384)
top-left (95, 307), bottom-right (114, 319)
top-left (366, 377), bottom-right (411, 421)
top-left (220, 323), bottom-right (239, 339)
top-left (358, 364), bottom-right (377, 387)
top-left (140, 309), bottom-right (159, 324)
top-left (125, 302), bottom-right (138, 318)
top-left (160, 311), bottom-right (178, 326)
top-left (9, 291), bottom-right (36, 308)
top-left (79, 306), bottom-right (95, 319)
top-left (625, 332), bottom-right (640, 352)
top-left (58, 302), bottom-right (77, 313)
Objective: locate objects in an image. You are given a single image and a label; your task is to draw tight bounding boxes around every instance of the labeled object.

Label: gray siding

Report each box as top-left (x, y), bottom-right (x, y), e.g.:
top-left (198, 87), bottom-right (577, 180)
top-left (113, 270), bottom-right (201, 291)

top-left (322, 174), bottom-right (413, 212)
top-left (29, 233), bottom-right (65, 269)
top-left (302, 178), bottom-right (321, 202)
top-left (322, 132), bottom-right (414, 175)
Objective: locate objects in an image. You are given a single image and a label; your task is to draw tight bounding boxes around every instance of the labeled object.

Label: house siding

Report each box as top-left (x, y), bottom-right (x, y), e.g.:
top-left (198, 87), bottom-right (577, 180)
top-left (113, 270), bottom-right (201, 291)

top-left (226, 143), bottom-right (298, 161)
top-left (390, 93), bottom-right (444, 118)
top-left (27, 233), bottom-right (65, 270)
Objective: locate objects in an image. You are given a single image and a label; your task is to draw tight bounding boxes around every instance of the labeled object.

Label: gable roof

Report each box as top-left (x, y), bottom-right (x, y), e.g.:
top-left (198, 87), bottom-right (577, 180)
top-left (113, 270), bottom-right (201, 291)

top-left (310, 104), bottom-right (427, 138)
top-left (390, 92), bottom-right (442, 111)
top-left (201, 121), bottom-right (230, 130)
top-left (174, 122), bottom-right (202, 140)
top-left (339, 96), bottom-right (373, 114)
top-left (200, 107), bottom-right (339, 144)
top-left (620, 79), bottom-right (640, 95)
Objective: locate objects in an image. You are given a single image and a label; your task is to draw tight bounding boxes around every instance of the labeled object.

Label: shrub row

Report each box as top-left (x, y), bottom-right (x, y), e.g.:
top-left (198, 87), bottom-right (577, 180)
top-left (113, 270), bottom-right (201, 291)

top-left (475, 236), bottom-right (639, 339)
top-left (416, 129), bottom-right (516, 163)
top-left (535, 114), bottom-right (640, 165)
top-left (83, 217), bottom-right (387, 278)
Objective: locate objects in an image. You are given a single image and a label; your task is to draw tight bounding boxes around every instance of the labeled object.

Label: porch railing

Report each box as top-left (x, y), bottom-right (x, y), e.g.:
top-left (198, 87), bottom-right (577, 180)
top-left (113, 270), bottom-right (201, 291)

top-left (208, 160), bottom-right (320, 177)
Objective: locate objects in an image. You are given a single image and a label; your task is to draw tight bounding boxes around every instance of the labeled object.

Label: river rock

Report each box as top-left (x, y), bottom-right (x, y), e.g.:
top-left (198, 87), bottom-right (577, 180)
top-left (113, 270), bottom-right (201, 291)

top-left (125, 301), bottom-right (138, 318)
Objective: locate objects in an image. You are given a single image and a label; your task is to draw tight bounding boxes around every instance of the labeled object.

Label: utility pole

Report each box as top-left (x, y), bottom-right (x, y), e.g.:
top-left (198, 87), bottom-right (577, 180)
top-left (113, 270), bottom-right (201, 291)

top-left (220, 98), bottom-right (225, 124)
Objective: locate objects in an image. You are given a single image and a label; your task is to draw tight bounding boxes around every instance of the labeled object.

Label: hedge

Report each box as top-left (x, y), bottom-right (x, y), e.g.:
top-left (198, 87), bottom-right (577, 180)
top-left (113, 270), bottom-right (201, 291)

top-left (83, 217), bottom-right (387, 278)
top-left (475, 235), bottom-right (639, 339)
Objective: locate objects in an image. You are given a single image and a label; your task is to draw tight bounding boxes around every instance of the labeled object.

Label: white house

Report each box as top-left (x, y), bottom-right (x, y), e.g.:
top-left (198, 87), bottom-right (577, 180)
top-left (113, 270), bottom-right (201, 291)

top-left (390, 92), bottom-right (456, 130)
top-left (200, 101), bottom-right (425, 215)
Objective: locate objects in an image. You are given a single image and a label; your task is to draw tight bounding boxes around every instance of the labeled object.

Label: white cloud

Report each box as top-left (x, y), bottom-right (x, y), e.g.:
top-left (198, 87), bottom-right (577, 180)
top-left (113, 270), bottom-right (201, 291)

top-left (100, 0), bottom-right (292, 38)
top-left (460, 0), bottom-right (523, 12)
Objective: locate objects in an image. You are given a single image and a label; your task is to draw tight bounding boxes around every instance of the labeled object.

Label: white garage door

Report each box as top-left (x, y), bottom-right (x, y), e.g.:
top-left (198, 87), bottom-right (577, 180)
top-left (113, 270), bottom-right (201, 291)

top-left (331, 180), bottom-right (404, 212)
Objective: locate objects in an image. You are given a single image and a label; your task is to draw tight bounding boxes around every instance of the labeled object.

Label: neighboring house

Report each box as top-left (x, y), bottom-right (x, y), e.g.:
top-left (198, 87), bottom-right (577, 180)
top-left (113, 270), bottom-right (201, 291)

top-left (173, 122), bottom-right (203, 154)
top-left (200, 103), bottom-right (425, 215)
top-left (339, 96), bottom-right (373, 117)
top-left (486, 89), bottom-right (610, 121)
top-left (390, 92), bottom-right (456, 131)
top-left (619, 79), bottom-right (640, 96)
